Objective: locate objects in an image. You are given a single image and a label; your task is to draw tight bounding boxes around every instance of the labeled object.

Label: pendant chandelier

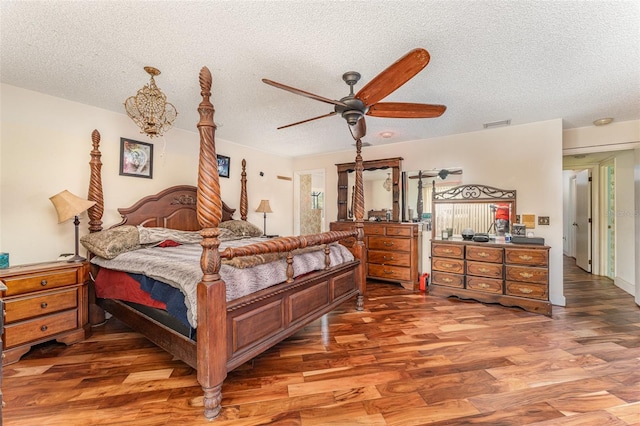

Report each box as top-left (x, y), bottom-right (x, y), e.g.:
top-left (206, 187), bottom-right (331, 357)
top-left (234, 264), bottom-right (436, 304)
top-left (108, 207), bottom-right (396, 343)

top-left (383, 173), bottom-right (392, 191)
top-left (124, 66), bottom-right (178, 138)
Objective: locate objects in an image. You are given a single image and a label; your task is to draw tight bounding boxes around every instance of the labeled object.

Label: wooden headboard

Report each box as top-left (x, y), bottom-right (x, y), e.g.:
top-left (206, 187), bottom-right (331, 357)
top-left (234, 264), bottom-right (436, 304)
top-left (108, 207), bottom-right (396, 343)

top-left (113, 185), bottom-right (236, 230)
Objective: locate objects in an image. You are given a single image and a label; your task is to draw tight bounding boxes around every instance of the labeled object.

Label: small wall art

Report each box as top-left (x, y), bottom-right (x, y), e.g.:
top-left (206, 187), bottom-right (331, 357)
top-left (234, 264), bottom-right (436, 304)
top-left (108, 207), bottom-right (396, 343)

top-left (217, 154), bottom-right (230, 178)
top-left (120, 138), bottom-right (153, 179)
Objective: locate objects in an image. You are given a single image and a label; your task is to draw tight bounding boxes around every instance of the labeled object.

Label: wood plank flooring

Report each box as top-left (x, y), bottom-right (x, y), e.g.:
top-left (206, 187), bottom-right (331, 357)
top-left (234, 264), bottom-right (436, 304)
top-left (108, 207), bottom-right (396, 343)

top-left (3, 256), bottom-right (639, 425)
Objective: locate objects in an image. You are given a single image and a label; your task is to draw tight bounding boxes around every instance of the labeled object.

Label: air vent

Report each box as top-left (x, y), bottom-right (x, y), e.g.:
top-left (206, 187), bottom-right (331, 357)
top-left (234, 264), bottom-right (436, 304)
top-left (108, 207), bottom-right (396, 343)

top-left (483, 119), bottom-right (511, 129)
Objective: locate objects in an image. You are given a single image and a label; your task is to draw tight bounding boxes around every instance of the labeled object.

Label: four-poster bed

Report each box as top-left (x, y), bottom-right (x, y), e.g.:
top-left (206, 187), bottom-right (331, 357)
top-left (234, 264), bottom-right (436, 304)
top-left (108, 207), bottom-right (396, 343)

top-left (84, 67), bottom-right (368, 419)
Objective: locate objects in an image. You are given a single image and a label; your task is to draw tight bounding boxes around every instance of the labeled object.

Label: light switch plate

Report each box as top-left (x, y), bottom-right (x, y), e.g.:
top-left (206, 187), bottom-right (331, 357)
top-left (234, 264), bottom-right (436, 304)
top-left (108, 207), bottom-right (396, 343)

top-left (538, 216), bottom-right (550, 225)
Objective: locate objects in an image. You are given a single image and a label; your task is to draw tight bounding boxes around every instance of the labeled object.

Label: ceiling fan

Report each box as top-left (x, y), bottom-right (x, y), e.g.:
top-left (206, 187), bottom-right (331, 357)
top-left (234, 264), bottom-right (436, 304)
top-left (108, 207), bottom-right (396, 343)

top-left (409, 168), bottom-right (462, 180)
top-left (262, 48), bottom-right (446, 141)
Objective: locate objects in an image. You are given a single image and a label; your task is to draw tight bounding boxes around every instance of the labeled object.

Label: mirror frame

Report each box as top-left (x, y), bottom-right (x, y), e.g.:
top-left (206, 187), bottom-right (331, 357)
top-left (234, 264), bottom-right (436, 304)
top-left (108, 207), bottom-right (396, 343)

top-left (336, 157), bottom-right (402, 222)
top-left (431, 183), bottom-right (517, 239)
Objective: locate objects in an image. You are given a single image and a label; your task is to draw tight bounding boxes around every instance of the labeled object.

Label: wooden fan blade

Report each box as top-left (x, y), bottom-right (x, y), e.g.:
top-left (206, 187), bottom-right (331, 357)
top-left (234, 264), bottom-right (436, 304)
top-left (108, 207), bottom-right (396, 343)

top-left (367, 102), bottom-right (446, 118)
top-left (263, 79), bottom-right (348, 107)
top-left (277, 111), bottom-right (337, 130)
top-left (355, 48), bottom-right (431, 107)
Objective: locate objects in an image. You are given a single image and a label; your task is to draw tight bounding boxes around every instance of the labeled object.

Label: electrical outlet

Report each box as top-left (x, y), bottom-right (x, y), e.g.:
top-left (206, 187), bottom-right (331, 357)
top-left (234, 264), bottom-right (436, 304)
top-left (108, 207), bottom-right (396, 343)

top-left (538, 216), bottom-right (550, 225)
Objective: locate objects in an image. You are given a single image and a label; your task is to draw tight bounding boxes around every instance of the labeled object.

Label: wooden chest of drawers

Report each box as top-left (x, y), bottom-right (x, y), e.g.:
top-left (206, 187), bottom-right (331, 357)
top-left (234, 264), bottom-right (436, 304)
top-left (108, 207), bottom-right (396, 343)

top-left (330, 221), bottom-right (420, 290)
top-left (0, 261), bottom-right (90, 365)
top-left (430, 240), bottom-right (551, 315)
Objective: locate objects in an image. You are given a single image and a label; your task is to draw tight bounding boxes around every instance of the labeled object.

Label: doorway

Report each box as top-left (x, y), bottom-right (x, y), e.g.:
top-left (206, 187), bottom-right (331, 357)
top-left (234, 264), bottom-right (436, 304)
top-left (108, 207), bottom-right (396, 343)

top-left (293, 169), bottom-right (325, 235)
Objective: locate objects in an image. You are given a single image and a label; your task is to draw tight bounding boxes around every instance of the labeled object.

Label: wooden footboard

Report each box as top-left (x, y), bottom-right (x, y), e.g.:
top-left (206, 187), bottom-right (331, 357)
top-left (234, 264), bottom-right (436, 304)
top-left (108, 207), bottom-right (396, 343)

top-left (86, 66), bottom-right (366, 420)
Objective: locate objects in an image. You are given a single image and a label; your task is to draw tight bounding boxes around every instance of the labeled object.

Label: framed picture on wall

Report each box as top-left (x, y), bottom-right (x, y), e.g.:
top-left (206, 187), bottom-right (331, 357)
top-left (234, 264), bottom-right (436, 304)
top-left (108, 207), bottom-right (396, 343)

top-left (120, 138), bottom-right (153, 179)
top-left (217, 154), bottom-right (230, 178)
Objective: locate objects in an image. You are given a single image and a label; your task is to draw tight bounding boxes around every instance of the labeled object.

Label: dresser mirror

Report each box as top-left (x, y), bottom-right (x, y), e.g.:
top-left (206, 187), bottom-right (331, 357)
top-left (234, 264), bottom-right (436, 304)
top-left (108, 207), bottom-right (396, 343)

top-left (402, 168), bottom-right (463, 222)
top-left (336, 157), bottom-right (402, 222)
top-left (430, 183), bottom-right (517, 239)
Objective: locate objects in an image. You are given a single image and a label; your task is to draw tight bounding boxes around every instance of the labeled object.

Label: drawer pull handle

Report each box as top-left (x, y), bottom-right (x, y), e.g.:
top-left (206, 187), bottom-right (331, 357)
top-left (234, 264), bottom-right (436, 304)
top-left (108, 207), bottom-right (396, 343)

top-left (518, 287), bottom-right (533, 294)
top-left (383, 269), bottom-right (393, 274)
top-left (383, 241), bottom-right (394, 247)
top-left (383, 256), bottom-right (393, 261)
top-left (442, 249), bottom-right (453, 254)
top-left (41, 325), bottom-right (48, 332)
top-left (41, 302), bottom-right (48, 309)
top-left (479, 267), bottom-right (490, 273)
top-left (478, 252), bottom-right (489, 257)
top-left (443, 263), bottom-right (453, 268)
top-left (442, 278), bottom-right (453, 283)
top-left (518, 255), bottom-right (533, 261)
top-left (519, 272), bottom-right (534, 279)
top-left (478, 283), bottom-right (490, 289)
top-left (41, 280), bottom-right (48, 286)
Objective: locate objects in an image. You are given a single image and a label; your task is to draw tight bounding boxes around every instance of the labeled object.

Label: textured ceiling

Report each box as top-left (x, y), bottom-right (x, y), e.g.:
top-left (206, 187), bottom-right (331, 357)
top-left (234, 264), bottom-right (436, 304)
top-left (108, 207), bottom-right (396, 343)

top-left (1, 1), bottom-right (639, 158)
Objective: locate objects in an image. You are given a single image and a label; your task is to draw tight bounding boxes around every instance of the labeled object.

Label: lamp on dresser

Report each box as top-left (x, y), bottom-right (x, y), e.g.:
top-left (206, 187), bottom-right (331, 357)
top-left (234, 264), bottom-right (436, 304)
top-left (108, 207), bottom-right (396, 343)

top-left (50, 190), bottom-right (96, 262)
top-left (255, 199), bottom-right (273, 237)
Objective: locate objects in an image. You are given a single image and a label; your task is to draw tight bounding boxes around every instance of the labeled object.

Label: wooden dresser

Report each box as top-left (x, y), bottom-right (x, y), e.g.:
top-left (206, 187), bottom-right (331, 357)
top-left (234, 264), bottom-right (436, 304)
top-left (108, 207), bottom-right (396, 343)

top-left (430, 238), bottom-right (551, 315)
top-left (331, 221), bottom-right (420, 290)
top-left (0, 261), bottom-right (91, 365)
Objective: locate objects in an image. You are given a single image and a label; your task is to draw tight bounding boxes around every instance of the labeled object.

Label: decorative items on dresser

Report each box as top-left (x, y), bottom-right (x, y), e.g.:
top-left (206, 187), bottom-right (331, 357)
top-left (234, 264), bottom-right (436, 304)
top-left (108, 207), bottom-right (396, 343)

top-left (0, 261), bottom-right (91, 365)
top-left (431, 240), bottom-right (551, 315)
top-left (429, 182), bottom-right (551, 315)
top-left (331, 221), bottom-right (420, 291)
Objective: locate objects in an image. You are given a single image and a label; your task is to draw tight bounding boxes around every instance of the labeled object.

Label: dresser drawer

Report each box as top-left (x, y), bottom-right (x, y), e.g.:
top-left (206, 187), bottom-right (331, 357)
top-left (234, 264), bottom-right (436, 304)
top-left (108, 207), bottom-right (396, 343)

top-left (368, 236), bottom-right (411, 252)
top-left (505, 248), bottom-right (548, 267)
top-left (432, 243), bottom-right (464, 259)
top-left (4, 310), bottom-right (78, 348)
top-left (384, 226), bottom-right (413, 237)
top-left (506, 281), bottom-right (549, 300)
top-left (466, 276), bottom-right (503, 294)
top-left (2, 270), bottom-right (78, 296)
top-left (368, 250), bottom-right (411, 267)
top-left (466, 246), bottom-right (503, 263)
top-left (364, 224), bottom-right (385, 236)
top-left (505, 266), bottom-right (548, 284)
top-left (367, 264), bottom-right (411, 282)
top-left (4, 288), bottom-right (78, 324)
top-left (432, 257), bottom-right (465, 274)
top-left (431, 271), bottom-right (464, 288)
top-left (466, 261), bottom-right (503, 279)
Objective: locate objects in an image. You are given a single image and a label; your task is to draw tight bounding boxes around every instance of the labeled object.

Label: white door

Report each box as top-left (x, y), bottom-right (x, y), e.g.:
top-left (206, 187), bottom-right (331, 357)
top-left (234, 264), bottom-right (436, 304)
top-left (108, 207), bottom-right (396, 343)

top-left (575, 169), bottom-right (592, 272)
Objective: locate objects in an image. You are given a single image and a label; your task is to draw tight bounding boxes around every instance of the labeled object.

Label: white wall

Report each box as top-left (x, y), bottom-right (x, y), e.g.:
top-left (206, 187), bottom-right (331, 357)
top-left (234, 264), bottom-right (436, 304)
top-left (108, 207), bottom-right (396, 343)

top-left (614, 150), bottom-right (636, 294)
top-left (294, 119), bottom-right (566, 307)
top-left (0, 84), bottom-right (292, 265)
top-left (636, 148), bottom-right (640, 306)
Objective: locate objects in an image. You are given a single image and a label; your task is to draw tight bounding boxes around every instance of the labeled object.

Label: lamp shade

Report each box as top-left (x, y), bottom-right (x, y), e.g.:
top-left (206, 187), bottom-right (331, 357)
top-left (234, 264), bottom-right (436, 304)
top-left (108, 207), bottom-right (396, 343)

top-left (49, 190), bottom-right (96, 223)
top-left (255, 200), bottom-right (272, 214)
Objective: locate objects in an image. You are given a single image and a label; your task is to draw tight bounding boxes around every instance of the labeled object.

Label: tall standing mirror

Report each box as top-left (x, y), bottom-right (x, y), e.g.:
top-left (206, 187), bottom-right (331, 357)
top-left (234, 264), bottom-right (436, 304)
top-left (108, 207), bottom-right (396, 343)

top-left (336, 157), bottom-right (402, 222)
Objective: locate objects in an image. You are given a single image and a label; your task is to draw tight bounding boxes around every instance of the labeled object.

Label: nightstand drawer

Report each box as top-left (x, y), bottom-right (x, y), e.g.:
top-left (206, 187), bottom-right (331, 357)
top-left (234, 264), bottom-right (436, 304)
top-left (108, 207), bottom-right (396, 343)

top-left (368, 236), bottom-right (411, 252)
top-left (4, 310), bottom-right (78, 348)
top-left (2, 270), bottom-right (78, 296)
top-left (368, 250), bottom-right (411, 267)
top-left (367, 264), bottom-right (411, 282)
top-left (4, 288), bottom-right (78, 324)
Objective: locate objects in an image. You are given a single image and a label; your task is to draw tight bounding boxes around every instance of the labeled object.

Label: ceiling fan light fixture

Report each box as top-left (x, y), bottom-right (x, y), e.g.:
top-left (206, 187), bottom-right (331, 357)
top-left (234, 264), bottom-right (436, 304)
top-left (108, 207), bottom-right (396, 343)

top-left (483, 119), bottom-right (511, 129)
top-left (342, 110), bottom-right (363, 126)
top-left (124, 66), bottom-right (178, 138)
top-left (593, 117), bottom-right (613, 126)
top-left (383, 173), bottom-right (392, 191)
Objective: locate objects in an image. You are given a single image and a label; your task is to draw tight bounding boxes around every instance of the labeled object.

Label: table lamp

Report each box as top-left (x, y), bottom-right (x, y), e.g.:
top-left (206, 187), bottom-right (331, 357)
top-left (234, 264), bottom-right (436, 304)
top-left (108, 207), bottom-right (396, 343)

top-left (255, 199), bottom-right (272, 237)
top-left (50, 190), bottom-right (96, 262)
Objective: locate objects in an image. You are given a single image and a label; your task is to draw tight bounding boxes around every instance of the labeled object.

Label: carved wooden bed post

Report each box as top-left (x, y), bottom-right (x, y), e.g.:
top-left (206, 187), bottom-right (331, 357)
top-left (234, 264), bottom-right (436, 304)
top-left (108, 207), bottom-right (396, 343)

top-left (87, 129), bottom-right (104, 234)
top-left (353, 138), bottom-right (366, 310)
top-left (195, 66), bottom-right (227, 420)
top-left (240, 159), bottom-right (248, 221)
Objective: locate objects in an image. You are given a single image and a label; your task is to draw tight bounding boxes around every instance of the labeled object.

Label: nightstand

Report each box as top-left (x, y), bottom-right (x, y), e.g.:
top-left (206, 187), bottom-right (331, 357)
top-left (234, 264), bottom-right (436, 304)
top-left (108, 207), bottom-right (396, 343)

top-left (0, 261), bottom-right (90, 365)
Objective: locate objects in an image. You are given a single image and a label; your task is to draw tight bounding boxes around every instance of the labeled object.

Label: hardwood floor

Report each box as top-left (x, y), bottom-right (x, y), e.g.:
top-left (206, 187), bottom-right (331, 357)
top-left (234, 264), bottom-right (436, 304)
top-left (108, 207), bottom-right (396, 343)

top-left (3, 256), bottom-right (639, 425)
